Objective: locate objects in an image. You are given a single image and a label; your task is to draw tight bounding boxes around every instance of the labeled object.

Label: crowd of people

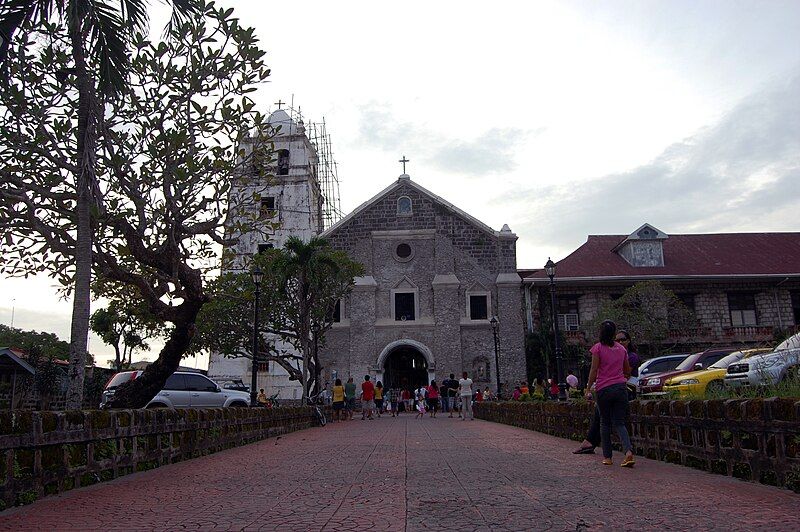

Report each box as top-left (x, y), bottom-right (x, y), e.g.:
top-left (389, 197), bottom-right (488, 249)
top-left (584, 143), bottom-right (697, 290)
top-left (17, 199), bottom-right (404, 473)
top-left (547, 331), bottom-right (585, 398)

top-left (327, 372), bottom-right (494, 422)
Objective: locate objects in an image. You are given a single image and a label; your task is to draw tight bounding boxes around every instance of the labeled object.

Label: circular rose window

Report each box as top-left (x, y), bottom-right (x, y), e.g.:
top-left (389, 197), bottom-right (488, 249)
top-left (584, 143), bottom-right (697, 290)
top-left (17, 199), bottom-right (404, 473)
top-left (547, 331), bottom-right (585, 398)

top-left (395, 243), bottom-right (414, 262)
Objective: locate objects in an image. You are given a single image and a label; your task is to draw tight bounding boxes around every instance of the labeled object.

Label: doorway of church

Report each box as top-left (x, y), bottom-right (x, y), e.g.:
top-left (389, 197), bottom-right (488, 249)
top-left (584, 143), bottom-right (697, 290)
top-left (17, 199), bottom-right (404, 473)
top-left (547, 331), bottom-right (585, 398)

top-left (383, 346), bottom-right (429, 391)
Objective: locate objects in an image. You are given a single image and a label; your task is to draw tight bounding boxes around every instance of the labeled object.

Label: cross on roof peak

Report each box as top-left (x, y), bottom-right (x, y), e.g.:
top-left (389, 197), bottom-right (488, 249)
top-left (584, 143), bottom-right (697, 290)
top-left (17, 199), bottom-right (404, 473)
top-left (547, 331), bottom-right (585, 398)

top-left (274, 99), bottom-right (285, 110)
top-left (399, 155), bottom-right (409, 174)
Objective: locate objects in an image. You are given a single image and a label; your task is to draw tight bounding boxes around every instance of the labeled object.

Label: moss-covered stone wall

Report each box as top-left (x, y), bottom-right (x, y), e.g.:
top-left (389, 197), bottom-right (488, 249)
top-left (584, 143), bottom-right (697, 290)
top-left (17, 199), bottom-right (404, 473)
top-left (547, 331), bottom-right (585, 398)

top-left (474, 399), bottom-right (800, 493)
top-left (0, 407), bottom-right (318, 510)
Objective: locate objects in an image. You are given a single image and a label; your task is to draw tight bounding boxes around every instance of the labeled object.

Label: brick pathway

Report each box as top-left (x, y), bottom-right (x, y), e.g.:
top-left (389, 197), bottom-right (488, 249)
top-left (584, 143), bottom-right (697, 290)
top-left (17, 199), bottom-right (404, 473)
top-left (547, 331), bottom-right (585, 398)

top-left (1, 415), bottom-right (798, 531)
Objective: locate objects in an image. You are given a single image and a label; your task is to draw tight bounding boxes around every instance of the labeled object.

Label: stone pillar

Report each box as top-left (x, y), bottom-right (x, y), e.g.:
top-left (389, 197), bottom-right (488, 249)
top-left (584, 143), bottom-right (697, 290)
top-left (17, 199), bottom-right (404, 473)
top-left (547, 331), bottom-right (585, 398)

top-left (496, 273), bottom-right (526, 391)
top-left (350, 276), bottom-right (377, 380)
top-left (432, 273), bottom-right (461, 380)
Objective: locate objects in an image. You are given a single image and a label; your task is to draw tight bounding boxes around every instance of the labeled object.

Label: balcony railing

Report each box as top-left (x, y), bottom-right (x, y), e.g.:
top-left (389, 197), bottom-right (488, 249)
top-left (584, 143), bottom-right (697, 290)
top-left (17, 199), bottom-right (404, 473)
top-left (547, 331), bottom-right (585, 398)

top-left (665, 327), bottom-right (713, 341)
top-left (563, 330), bottom-right (586, 344)
top-left (723, 326), bottom-right (774, 341)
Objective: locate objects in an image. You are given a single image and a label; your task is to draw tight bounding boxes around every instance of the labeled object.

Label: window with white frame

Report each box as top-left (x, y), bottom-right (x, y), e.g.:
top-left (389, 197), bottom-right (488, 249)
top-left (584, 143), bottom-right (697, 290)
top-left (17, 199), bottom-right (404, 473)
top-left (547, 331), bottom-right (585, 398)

top-left (557, 296), bottom-right (580, 331)
top-left (728, 292), bottom-right (757, 326)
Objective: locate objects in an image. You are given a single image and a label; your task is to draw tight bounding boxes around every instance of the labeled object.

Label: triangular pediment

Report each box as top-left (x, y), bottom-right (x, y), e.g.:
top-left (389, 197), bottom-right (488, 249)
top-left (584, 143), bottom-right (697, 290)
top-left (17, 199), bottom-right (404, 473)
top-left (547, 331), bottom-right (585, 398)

top-left (392, 276), bottom-right (418, 290)
top-left (321, 176), bottom-right (507, 239)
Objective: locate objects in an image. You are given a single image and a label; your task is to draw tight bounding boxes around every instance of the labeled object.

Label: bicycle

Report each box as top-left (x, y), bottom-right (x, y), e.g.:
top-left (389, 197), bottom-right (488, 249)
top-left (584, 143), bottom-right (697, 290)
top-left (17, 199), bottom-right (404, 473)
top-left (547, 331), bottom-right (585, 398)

top-left (306, 391), bottom-right (327, 427)
top-left (267, 392), bottom-right (280, 408)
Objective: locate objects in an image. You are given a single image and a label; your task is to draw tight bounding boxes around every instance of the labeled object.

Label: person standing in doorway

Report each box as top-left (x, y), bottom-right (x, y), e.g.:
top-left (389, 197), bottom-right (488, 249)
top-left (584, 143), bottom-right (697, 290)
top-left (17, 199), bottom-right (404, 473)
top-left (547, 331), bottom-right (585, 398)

top-left (458, 372), bottom-right (474, 421)
top-left (344, 377), bottom-right (357, 420)
top-left (361, 375), bottom-right (376, 420)
top-left (585, 320), bottom-right (635, 467)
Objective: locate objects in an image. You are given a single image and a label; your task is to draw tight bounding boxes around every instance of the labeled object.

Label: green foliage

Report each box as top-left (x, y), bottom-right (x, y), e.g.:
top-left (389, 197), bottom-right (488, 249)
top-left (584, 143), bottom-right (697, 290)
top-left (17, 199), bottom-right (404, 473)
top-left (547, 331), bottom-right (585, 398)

top-left (193, 238), bottom-right (364, 396)
top-left (0, 325), bottom-right (70, 360)
top-left (582, 280), bottom-right (697, 357)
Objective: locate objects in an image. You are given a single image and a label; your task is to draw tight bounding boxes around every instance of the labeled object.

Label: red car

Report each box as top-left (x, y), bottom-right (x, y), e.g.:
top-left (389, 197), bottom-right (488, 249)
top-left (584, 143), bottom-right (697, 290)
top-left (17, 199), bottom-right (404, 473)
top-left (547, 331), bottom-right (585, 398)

top-left (638, 348), bottom-right (736, 397)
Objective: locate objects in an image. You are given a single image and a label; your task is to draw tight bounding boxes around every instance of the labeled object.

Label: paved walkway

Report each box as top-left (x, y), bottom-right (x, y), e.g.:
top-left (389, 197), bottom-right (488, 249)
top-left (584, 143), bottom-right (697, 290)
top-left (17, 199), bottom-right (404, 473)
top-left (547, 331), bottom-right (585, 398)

top-left (1, 414), bottom-right (798, 531)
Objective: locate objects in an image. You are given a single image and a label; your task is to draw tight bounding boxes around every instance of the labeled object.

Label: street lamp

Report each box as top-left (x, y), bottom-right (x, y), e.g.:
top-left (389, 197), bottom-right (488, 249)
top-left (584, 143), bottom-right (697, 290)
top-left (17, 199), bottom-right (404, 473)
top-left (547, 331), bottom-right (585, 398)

top-left (490, 316), bottom-right (501, 399)
top-left (250, 266), bottom-right (264, 407)
top-left (545, 258), bottom-right (567, 401)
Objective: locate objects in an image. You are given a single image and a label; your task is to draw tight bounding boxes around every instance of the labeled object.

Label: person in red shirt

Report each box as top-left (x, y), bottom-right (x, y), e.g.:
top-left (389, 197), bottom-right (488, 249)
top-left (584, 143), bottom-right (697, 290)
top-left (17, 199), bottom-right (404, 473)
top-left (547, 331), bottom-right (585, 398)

top-left (361, 375), bottom-right (375, 420)
top-left (401, 388), bottom-right (412, 414)
top-left (426, 381), bottom-right (440, 418)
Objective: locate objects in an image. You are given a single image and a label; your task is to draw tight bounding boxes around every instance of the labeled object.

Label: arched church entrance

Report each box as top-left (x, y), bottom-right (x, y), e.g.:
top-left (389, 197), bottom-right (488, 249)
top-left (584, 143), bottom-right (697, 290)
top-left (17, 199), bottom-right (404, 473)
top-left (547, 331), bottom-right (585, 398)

top-left (376, 340), bottom-right (435, 391)
top-left (383, 346), bottom-right (428, 390)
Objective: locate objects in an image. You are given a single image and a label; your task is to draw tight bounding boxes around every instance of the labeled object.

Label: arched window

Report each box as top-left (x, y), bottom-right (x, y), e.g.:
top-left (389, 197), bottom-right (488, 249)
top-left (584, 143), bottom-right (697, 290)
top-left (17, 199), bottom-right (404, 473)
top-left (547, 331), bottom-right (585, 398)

top-left (277, 149), bottom-right (290, 176)
top-left (397, 196), bottom-right (412, 216)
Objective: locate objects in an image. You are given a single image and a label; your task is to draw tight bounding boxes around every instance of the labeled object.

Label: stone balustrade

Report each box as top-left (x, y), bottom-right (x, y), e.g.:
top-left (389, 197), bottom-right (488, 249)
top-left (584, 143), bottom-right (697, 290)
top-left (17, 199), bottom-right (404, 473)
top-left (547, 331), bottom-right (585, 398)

top-left (0, 407), bottom-right (319, 510)
top-left (474, 399), bottom-right (800, 493)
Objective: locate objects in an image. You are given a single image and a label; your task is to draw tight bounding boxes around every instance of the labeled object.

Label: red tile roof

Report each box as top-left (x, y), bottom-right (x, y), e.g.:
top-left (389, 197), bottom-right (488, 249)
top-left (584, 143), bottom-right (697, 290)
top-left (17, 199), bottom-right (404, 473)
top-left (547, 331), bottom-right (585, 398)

top-left (523, 232), bottom-right (800, 280)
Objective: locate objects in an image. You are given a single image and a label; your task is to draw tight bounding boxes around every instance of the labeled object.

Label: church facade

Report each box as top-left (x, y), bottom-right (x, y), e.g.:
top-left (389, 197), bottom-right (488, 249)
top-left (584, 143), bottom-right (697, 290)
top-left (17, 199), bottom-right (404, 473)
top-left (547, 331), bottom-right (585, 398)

top-left (319, 175), bottom-right (526, 392)
top-left (207, 109), bottom-right (527, 396)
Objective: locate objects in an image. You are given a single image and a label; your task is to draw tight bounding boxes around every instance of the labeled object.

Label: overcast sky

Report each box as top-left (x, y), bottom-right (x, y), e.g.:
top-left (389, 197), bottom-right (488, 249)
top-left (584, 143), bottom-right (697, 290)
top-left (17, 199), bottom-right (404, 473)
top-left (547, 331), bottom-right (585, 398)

top-left (2, 0), bottom-right (798, 368)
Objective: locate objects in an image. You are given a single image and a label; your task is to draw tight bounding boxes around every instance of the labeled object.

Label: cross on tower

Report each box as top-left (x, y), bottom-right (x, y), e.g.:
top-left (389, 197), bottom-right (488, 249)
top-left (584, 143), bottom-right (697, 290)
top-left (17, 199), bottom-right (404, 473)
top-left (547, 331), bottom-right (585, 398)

top-left (274, 99), bottom-right (285, 110)
top-left (399, 155), bottom-right (409, 174)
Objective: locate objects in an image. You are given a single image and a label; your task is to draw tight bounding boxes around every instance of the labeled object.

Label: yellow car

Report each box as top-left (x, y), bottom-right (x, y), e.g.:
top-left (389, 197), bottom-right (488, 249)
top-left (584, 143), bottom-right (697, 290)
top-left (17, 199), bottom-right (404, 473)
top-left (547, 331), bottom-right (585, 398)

top-left (662, 348), bottom-right (772, 398)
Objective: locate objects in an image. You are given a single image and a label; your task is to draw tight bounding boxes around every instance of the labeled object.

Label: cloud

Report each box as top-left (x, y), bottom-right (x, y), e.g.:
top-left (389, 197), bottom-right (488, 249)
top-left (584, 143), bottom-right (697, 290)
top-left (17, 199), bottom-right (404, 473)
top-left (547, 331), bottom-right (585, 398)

top-left (502, 71), bottom-right (800, 251)
top-left (353, 102), bottom-right (538, 177)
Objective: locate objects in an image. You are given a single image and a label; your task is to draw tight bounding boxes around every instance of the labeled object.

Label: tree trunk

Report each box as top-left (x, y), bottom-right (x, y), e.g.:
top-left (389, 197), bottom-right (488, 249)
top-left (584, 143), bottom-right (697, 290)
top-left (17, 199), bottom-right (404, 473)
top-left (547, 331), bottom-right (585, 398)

top-left (65, 28), bottom-right (98, 410)
top-left (108, 302), bottom-right (202, 408)
top-left (113, 342), bottom-right (122, 372)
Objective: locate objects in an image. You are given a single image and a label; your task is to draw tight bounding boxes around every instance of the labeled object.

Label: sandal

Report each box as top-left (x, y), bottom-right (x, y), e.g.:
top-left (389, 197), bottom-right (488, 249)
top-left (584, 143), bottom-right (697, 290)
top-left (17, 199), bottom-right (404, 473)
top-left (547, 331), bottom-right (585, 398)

top-left (602, 458), bottom-right (613, 466)
top-left (573, 446), bottom-right (596, 455)
top-left (621, 455), bottom-right (636, 468)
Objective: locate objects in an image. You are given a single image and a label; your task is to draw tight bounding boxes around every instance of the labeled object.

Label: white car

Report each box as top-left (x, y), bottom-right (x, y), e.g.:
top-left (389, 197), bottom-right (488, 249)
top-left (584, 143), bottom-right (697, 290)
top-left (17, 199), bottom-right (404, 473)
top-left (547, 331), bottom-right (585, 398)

top-left (724, 348), bottom-right (800, 388)
top-left (100, 371), bottom-right (251, 408)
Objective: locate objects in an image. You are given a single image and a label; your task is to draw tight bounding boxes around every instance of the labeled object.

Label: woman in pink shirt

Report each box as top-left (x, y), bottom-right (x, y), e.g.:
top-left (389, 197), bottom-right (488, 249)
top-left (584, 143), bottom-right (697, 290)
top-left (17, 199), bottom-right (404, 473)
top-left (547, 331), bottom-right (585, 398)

top-left (585, 320), bottom-right (635, 467)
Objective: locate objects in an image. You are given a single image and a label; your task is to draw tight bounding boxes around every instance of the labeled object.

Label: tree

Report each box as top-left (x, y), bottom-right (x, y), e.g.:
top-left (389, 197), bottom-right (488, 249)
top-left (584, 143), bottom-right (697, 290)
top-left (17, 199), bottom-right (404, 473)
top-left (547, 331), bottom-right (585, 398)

top-left (191, 242), bottom-right (363, 399)
top-left (0, 0), bottom-right (199, 409)
top-left (0, 324), bottom-right (71, 360)
top-left (90, 293), bottom-right (162, 370)
top-left (0, 2), bottom-right (273, 407)
top-left (583, 280), bottom-right (697, 357)
top-left (269, 237), bottom-right (363, 403)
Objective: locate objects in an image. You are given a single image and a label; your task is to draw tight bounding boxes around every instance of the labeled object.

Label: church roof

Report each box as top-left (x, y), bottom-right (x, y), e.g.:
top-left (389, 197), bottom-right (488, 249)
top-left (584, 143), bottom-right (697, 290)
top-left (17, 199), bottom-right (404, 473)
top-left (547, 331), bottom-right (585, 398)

top-left (320, 175), bottom-right (513, 239)
top-left (267, 109), bottom-right (299, 135)
top-left (522, 232), bottom-right (800, 282)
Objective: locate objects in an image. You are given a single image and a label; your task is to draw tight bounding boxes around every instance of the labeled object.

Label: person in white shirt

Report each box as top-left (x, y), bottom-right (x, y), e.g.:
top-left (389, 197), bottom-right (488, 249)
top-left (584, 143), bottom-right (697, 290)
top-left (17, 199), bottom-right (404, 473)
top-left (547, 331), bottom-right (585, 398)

top-left (458, 371), bottom-right (474, 420)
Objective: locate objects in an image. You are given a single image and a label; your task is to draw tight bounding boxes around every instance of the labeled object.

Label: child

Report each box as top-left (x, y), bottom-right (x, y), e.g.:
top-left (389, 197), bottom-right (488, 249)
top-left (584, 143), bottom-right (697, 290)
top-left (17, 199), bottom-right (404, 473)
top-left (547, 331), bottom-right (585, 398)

top-left (415, 388), bottom-right (426, 418)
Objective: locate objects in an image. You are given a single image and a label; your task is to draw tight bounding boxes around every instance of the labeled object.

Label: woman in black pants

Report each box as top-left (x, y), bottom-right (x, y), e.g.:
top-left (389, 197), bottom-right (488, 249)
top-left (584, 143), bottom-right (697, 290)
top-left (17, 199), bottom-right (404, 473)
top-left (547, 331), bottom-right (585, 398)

top-left (583, 320), bottom-right (635, 467)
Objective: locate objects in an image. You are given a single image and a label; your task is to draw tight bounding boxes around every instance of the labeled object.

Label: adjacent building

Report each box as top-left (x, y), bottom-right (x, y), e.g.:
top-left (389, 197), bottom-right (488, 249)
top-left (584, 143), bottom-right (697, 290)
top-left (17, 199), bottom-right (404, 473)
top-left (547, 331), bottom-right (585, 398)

top-left (521, 223), bottom-right (800, 350)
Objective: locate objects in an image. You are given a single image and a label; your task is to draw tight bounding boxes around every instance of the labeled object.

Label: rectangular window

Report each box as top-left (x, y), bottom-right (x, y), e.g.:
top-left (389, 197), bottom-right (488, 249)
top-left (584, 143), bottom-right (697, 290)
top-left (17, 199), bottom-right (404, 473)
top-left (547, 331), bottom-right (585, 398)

top-left (792, 291), bottom-right (800, 326)
top-left (394, 292), bottom-right (415, 321)
top-left (257, 362), bottom-right (269, 373)
top-left (469, 295), bottom-right (488, 320)
top-left (728, 292), bottom-right (757, 326)
top-left (257, 243), bottom-right (274, 254)
top-left (260, 197), bottom-right (276, 217)
top-left (557, 296), bottom-right (580, 331)
top-left (331, 299), bottom-right (341, 323)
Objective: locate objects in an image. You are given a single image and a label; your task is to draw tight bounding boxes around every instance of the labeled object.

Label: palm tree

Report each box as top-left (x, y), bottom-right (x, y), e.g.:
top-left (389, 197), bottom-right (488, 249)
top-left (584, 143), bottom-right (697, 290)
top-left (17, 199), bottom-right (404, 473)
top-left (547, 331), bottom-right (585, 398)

top-left (273, 236), bottom-right (341, 404)
top-left (0, 0), bottom-right (198, 408)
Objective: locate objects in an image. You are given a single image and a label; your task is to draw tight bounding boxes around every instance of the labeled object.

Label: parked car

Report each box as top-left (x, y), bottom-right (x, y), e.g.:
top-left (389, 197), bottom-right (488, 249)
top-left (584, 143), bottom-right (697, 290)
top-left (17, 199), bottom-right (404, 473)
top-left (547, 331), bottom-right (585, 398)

top-left (631, 354), bottom-right (690, 388)
top-left (220, 379), bottom-right (249, 392)
top-left (638, 348), bottom-right (736, 397)
top-left (662, 348), bottom-right (772, 398)
top-left (724, 347), bottom-right (800, 389)
top-left (100, 371), bottom-right (251, 408)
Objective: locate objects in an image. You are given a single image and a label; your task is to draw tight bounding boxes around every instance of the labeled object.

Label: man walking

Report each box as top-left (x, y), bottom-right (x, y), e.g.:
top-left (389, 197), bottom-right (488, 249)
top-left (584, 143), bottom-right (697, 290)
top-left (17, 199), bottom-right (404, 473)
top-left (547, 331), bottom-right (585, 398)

top-left (361, 375), bottom-right (376, 420)
top-left (458, 371), bottom-right (474, 421)
top-left (442, 373), bottom-right (458, 418)
top-left (345, 377), bottom-right (356, 420)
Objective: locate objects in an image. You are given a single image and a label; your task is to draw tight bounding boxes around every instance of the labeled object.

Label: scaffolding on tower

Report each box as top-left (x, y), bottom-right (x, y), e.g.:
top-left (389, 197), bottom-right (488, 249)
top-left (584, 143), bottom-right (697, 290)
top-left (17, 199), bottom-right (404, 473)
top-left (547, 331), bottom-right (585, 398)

top-left (281, 99), bottom-right (343, 230)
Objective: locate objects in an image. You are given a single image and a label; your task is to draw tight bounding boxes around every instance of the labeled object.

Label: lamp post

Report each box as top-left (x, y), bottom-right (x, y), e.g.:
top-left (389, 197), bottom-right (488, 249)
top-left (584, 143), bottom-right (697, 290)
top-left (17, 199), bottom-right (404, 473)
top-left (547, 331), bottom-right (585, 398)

top-left (490, 316), bottom-right (501, 399)
top-left (250, 266), bottom-right (264, 407)
top-left (545, 258), bottom-right (567, 401)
